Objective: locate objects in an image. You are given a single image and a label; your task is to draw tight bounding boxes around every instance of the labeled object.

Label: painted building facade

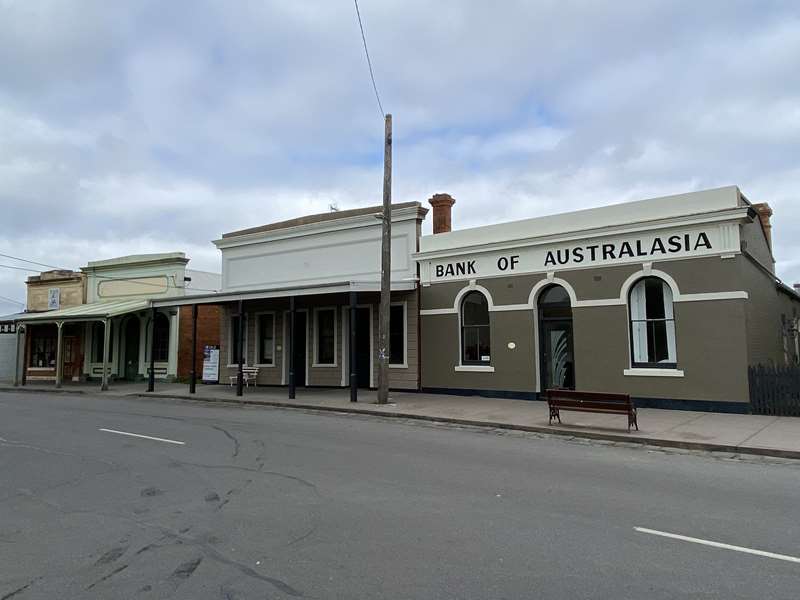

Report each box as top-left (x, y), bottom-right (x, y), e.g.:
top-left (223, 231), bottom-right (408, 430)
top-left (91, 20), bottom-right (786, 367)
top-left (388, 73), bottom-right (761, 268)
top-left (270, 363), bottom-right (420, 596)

top-left (154, 203), bottom-right (426, 392)
top-left (14, 253), bottom-right (221, 387)
top-left (414, 186), bottom-right (800, 410)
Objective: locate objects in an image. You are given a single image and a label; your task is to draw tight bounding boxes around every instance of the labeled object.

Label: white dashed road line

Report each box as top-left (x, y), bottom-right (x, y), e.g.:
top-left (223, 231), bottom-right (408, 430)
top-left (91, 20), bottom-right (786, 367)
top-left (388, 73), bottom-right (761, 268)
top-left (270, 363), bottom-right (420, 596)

top-left (634, 527), bottom-right (800, 564)
top-left (98, 428), bottom-right (185, 445)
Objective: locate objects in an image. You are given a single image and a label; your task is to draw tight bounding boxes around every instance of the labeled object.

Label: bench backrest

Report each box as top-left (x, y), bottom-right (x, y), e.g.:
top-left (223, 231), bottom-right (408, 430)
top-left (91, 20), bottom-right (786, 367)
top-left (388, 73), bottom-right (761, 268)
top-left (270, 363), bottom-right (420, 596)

top-left (546, 388), bottom-right (631, 407)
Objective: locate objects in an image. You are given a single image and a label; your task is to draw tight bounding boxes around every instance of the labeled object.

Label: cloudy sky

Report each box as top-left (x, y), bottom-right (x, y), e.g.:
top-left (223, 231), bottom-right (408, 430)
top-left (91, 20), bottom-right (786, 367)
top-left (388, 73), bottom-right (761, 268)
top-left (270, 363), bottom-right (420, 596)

top-left (1, 0), bottom-right (799, 312)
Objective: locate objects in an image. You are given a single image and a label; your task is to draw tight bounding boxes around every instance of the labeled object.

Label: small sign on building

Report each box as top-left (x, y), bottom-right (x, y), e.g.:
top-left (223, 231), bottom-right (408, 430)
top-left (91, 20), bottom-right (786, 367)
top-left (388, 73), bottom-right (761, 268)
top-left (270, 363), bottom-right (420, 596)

top-left (47, 288), bottom-right (60, 310)
top-left (202, 345), bottom-right (220, 384)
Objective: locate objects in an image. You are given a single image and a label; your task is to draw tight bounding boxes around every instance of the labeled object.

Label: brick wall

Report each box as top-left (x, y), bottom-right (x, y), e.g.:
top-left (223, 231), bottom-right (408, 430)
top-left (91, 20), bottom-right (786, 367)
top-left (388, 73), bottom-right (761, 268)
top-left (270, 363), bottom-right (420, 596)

top-left (177, 304), bottom-right (221, 379)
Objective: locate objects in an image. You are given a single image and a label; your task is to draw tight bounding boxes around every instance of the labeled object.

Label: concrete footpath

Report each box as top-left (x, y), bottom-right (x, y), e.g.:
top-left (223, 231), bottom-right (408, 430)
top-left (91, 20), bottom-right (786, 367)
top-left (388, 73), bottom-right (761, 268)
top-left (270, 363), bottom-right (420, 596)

top-left (2, 381), bottom-right (800, 459)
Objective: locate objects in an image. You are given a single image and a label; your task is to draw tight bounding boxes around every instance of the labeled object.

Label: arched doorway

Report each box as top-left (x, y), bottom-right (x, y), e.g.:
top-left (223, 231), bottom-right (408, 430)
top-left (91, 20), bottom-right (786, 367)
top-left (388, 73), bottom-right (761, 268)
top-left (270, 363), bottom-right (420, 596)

top-left (123, 316), bottom-right (140, 381)
top-left (537, 285), bottom-right (575, 391)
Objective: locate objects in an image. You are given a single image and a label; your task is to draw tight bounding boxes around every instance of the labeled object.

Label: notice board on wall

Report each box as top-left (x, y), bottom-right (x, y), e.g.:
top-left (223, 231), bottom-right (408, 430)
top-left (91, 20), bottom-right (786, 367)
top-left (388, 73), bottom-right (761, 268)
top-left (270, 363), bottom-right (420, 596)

top-left (202, 345), bottom-right (220, 383)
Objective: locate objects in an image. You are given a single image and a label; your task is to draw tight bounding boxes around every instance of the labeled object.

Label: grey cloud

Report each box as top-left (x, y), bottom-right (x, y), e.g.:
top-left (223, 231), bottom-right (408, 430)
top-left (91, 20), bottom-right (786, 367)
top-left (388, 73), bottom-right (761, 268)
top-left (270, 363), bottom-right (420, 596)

top-left (1, 0), bottom-right (799, 310)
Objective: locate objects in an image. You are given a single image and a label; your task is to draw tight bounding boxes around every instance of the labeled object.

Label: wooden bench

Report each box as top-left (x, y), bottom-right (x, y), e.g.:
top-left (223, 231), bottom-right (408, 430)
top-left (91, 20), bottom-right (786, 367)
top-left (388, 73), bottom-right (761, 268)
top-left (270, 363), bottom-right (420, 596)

top-left (546, 389), bottom-right (638, 432)
top-left (229, 366), bottom-right (259, 388)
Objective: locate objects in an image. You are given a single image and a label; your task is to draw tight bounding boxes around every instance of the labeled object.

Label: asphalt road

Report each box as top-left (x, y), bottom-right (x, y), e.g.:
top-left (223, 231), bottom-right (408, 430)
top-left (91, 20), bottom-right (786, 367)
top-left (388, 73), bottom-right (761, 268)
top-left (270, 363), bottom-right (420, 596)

top-left (0, 390), bottom-right (798, 599)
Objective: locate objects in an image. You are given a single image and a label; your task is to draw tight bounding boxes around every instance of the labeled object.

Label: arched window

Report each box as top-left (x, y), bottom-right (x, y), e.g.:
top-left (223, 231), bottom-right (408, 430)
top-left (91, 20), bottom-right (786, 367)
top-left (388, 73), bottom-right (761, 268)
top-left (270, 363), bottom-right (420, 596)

top-left (461, 291), bottom-right (490, 364)
top-left (152, 313), bottom-right (170, 362)
top-left (629, 277), bottom-right (676, 367)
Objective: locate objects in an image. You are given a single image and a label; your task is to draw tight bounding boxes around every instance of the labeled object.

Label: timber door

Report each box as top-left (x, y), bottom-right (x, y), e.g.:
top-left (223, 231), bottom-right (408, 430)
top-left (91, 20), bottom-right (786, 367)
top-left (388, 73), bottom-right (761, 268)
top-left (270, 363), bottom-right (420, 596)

top-left (124, 317), bottom-right (140, 381)
top-left (355, 307), bottom-right (371, 388)
top-left (538, 285), bottom-right (575, 391)
top-left (292, 312), bottom-right (307, 387)
top-left (62, 336), bottom-right (80, 380)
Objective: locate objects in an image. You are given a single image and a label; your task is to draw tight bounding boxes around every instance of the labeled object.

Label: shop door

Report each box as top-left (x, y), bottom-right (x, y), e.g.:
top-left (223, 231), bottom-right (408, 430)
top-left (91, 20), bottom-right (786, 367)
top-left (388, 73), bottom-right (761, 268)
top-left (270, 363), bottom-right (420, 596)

top-left (124, 317), bottom-right (140, 381)
top-left (355, 307), bottom-right (371, 388)
top-left (539, 320), bottom-right (575, 391)
top-left (538, 285), bottom-right (575, 391)
top-left (63, 336), bottom-right (79, 380)
top-left (292, 312), bottom-right (307, 387)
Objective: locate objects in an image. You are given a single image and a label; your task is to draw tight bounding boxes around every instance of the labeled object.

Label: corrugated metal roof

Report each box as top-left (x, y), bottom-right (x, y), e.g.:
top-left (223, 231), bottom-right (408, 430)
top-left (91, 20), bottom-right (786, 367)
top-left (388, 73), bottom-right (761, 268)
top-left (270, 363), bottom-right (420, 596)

top-left (14, 299), bottom-right (150, 322)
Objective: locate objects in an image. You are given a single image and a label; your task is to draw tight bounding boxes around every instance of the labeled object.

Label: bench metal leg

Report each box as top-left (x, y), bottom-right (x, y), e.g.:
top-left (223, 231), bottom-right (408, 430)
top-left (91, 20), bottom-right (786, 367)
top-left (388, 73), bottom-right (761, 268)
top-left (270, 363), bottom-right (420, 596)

top-left (629, 410), bottom-right (638, 432)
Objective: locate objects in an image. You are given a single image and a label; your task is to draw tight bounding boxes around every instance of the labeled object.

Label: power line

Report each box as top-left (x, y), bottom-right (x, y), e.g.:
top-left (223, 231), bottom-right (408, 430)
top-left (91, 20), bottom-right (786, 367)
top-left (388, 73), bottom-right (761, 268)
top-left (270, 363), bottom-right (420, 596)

top-left (0, 252), bottom-right (60, 270)
top-left (0, 263), bottom-right (38, 273)
top-left (0, 294), bottom-right (25, 307)
top-left (353, 0), bottom-right (385, 118)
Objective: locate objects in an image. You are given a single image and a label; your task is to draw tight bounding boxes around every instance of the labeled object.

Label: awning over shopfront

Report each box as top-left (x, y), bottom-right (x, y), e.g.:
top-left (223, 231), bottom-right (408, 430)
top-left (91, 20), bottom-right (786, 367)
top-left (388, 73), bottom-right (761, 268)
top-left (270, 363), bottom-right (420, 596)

top-left (149, 280), bottom-right (416, 309)
top-left (13, 299), bottom-right (152, 391)
top-left (13, 299), bottom-right (151, 323)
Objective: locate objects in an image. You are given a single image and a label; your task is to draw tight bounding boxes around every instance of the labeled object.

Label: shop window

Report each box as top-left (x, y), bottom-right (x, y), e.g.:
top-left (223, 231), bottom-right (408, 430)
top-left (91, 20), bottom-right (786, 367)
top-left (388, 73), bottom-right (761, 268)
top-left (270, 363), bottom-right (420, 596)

top-left (461, 291), bottom-right (490, 365)
top-left (389, 304), bottom-right (405, 365)
top-left (629, 277), bottom-right (677, 367)
top-left (152, 313), bottom-right (170, 362)
top-left (229, 314), bottom-right (247, 365)
top-left (257, 313), bottom-right (275, 365)
top-left (91, 322), bottom-right (114, 363)
top-left (315, 308), bottom-right (336, 365)
top-left (29, 325), bottom-right (57, 368)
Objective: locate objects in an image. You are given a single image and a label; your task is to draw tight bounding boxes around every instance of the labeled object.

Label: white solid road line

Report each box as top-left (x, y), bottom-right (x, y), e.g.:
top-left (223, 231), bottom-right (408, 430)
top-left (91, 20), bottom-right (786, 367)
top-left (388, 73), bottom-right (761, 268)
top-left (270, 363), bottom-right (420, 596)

top-left (98, 428), bottom-right (185, 445)
top-left (634, 527), bottom-right (800, 564)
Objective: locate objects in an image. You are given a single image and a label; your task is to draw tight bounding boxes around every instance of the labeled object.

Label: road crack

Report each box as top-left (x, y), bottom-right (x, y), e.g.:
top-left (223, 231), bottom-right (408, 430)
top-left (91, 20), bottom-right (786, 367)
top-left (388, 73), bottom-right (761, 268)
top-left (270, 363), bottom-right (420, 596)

top-left (211, 425), bottom-right (240, 458)
top-left (1, 577), bottom-right (43, 600)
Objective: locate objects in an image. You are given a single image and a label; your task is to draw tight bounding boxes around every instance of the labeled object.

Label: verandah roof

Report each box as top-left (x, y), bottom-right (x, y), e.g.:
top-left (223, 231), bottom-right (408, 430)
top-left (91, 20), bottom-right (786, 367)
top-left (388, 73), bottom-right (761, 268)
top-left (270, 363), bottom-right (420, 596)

top-left (14, 299), bottom-right (150, 323)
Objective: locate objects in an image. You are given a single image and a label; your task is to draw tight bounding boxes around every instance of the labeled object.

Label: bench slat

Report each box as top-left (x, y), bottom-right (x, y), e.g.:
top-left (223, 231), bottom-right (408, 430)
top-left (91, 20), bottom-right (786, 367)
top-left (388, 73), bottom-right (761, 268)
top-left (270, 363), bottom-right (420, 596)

top-left (546, 388), bottom-right (637, 432)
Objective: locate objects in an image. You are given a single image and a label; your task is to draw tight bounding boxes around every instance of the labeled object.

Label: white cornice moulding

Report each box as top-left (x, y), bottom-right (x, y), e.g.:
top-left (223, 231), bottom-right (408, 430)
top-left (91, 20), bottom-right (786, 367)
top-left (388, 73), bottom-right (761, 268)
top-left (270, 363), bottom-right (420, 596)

top-left (414, 208), bottom-right (749, 261)
top-left (214, 207), bottom-right (424, 249)
top-left (623, 368), bottom-right (685, 377)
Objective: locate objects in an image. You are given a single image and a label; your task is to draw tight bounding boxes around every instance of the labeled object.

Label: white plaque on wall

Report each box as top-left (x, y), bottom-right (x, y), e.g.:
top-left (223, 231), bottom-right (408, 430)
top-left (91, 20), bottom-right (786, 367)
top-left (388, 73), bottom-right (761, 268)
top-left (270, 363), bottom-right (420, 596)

top-left (47, 288), bottom-right (60, 310)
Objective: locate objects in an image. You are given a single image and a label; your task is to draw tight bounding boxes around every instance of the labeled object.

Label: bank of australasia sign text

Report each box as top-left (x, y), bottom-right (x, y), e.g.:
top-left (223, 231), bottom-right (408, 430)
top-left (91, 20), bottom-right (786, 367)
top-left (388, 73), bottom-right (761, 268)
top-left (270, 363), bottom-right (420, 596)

top-left (431, 229), bottom-right (719, 280)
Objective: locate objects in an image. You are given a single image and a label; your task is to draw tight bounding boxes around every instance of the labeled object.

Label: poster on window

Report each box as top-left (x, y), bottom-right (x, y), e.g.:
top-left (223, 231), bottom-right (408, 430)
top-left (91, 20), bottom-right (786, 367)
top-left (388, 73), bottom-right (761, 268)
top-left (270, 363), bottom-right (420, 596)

top-left (202, 345), bottom-right (220, 383)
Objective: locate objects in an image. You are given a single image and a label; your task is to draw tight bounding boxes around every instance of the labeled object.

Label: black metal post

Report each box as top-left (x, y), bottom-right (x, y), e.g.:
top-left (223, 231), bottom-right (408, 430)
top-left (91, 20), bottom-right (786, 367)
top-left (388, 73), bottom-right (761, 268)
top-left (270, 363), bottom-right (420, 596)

top-left (236, 300), bottom-right (244, 397)
top-left (349, 291), bottom-right (357, 402)
top-left (147, 308), bottom-right (156, 392)
top-left (189, 304), bottom-right (198, 394)
top-left (288, 296), bottom-right (295, 399)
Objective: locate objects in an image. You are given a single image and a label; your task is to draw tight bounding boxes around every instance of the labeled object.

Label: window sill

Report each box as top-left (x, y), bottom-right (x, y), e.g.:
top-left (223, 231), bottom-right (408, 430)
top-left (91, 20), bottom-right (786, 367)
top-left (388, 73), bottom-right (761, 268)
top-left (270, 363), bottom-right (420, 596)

top-left (389, 364), bottom-right (408, 369)
top-left (624, 368), bottom-right (684, 378)
top-left (455, 365), bottom-right (495, 373)
top-left (311, 363), bottom-right (338, 368)
top-left (254, 363), bottom-right (276, 368)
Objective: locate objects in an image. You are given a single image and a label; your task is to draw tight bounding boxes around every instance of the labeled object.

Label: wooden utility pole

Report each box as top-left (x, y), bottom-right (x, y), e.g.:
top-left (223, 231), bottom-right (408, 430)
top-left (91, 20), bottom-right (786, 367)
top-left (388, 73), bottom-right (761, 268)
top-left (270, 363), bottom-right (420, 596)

top-left (377, 113), bottom-right (392, 404)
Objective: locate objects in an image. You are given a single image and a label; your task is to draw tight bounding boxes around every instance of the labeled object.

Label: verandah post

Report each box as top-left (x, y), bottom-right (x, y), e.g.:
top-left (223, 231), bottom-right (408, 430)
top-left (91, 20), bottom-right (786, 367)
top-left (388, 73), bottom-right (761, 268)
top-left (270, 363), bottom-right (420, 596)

top-left (349, 290), bottom-right (357, 403)
top-left (189, 304), bottom-right (198, 394)
top-left (236, 300), bottom-right (244, 397)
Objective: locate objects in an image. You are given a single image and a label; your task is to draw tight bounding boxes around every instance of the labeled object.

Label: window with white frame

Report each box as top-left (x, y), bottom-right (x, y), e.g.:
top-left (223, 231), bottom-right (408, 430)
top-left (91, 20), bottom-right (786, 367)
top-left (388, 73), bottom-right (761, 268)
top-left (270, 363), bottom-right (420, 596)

top-left (315, 308), bottom-right (336, 365)
top-left (389, 304), bottom-right (405, 365)
top-left (257, 313), bottom-right (275, 365)
top-left (229, 314), bottom-right (248, 365)
top-left (629, 277), bottom-right (677, 367)
top-left (461, 291), bottom-right (491, 365)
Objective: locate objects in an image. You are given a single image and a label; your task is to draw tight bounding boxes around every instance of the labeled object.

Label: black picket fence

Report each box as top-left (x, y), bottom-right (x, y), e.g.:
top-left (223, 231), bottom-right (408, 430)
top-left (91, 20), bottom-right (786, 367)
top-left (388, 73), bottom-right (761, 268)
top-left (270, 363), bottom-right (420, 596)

top-left (749, 364), bottom-right (800, 416)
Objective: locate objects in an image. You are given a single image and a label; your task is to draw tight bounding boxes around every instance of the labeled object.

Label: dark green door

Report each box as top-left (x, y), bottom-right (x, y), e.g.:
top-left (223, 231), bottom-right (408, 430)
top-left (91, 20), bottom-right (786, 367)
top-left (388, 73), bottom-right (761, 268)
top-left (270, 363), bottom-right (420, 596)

top-left (537, 285), bottom-right (575, 391)
top-left (124, 317), bottom-right (140, 381)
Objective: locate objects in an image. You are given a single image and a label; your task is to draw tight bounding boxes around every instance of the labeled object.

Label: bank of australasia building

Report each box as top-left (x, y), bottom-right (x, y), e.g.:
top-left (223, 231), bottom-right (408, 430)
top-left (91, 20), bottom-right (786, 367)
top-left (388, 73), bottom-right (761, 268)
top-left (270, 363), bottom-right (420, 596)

top-left (415, 186), bottom-right (800, 411)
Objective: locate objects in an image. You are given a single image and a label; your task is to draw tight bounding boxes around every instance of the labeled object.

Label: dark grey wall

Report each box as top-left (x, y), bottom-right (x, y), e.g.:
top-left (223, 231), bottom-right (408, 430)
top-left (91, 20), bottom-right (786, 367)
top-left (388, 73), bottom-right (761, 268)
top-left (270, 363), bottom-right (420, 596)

top-left (420, 254), bottom-right (754, 402)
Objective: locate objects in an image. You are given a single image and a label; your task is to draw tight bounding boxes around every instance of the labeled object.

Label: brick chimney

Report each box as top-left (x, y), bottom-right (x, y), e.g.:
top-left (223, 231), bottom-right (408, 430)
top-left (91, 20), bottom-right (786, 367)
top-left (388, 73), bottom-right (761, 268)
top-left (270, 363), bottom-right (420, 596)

top-left (752, 202), bottom-right (773, 251)
top-left (429, 193), bottom-right (455, 234)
